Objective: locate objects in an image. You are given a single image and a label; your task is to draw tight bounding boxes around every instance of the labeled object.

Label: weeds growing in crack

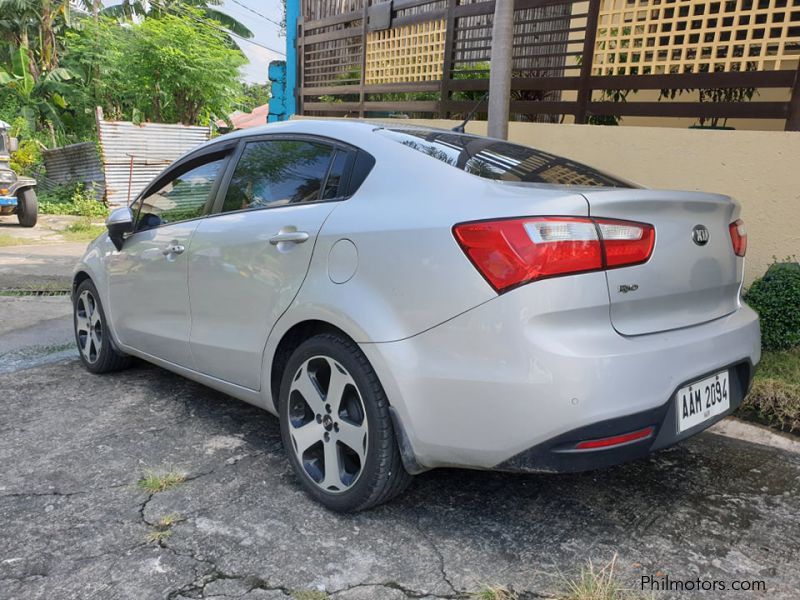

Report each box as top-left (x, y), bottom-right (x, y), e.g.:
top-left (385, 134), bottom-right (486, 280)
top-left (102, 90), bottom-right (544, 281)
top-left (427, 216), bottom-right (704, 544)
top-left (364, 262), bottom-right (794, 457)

top-left (146, 513), bottom-right (182, 545)
top-left (472, 584), bottom-right (518, 600)
top-left (556, 555), bottom-right (648, 600)
top-left (138, 470), bottom-right (187, 493)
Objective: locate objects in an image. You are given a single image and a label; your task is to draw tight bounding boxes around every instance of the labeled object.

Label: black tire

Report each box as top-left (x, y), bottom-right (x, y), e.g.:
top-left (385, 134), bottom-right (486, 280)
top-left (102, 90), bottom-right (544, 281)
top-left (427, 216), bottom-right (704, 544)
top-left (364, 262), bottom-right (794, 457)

top-left (278, 333), bottom-right (412, 512)
top-left (73, 279), bottom-right (133, 374)
top-left (16, 187), bottom-right (37, 228)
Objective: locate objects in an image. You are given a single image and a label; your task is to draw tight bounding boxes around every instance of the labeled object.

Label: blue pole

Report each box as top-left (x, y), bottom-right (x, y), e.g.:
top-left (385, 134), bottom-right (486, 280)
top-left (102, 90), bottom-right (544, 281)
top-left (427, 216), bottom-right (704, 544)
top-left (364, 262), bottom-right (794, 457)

top-left (285, 0), bottom-right (299, 118)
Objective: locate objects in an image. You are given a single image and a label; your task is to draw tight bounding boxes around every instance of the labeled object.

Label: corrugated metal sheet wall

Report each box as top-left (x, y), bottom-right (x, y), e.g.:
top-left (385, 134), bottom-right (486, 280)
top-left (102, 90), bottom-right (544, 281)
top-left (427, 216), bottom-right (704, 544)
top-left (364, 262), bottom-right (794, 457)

top-left (97, 120), bottom-right (211, 207)
top-left (41, 142), bottom-right (105, 201)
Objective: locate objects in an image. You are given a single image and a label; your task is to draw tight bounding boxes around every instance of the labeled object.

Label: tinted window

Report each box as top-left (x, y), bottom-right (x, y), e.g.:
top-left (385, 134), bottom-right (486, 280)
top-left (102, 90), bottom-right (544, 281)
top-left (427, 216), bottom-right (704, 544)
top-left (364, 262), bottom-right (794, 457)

top-left (322, 150), bottom-right (349, 199)
top-left (377, 128), bottom-right (633, 188)
top-left (136, 158), bottom-right (224, 231)
top-left (222, 140), bottom-right (336, 213)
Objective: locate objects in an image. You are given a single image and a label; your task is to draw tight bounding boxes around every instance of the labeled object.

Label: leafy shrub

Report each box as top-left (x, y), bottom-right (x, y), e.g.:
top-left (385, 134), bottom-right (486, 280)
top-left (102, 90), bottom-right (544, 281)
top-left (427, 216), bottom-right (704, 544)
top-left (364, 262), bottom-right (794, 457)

top-left (9, 139), bottom-right (42, 176)
top-left (38, 183), bottom-right (109, 218)
top-left (744, 260), bottom-right (800, 351)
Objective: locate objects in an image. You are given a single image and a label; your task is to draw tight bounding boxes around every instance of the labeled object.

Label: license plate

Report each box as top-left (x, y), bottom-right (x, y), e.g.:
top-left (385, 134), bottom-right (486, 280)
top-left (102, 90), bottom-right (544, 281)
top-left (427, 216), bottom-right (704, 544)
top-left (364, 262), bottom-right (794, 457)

top-left (676, 370), bottom-right (730, 433)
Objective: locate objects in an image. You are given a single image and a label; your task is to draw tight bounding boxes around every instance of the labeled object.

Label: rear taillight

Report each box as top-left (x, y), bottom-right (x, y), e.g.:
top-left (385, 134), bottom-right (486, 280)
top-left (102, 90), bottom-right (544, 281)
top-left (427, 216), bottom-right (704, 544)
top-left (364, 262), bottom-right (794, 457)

top-left (453, 216), bottom-right (654, 293)
top-left (729, 219), bottom-right (747, 257)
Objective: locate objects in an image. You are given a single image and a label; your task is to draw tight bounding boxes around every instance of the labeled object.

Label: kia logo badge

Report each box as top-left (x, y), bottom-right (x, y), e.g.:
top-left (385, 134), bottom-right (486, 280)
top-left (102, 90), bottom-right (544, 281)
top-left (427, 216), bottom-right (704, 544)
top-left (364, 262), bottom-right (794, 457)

top-left (692, 225), bottom-right (710, 246)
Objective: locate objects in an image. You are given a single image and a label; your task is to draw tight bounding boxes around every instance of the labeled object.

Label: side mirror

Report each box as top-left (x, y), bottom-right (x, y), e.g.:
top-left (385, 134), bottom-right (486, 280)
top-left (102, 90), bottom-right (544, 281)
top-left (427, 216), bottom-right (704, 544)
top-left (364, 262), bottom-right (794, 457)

top-left (106, 207), bottom-right (134, 251)
top-left (8, 137), bottom-right (19, 153)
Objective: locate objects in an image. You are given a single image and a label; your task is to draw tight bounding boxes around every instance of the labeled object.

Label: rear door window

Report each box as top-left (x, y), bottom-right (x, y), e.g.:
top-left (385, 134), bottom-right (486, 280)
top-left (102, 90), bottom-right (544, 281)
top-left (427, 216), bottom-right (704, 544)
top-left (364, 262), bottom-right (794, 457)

top-left (377, 128), bottom-right (634, 188)
top-left (221, 140), bottom-right (338, 213)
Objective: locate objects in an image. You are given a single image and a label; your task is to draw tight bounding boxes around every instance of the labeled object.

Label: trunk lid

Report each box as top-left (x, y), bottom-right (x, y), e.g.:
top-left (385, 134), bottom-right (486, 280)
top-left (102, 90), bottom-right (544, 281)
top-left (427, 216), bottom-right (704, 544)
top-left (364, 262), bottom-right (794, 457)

top-left (582, 189), bottom-right (742, 336)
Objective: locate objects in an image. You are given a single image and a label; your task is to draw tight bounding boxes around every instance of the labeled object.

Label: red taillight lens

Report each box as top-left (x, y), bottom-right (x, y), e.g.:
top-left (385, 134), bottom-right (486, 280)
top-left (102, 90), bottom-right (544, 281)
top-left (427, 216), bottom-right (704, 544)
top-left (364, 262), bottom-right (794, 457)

top-left (729, 219), bottom-right (747, 257)
top-left (574, 426), bottom-right (655, 450)
top-left (595, 219), bottom-right (655, 268)
top-left (453, 216), bottom-right (654, 293)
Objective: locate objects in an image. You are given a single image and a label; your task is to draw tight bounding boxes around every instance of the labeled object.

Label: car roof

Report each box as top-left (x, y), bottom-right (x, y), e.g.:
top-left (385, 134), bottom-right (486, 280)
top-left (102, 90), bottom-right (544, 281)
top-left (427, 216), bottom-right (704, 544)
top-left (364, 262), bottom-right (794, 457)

top-left (208, 118), bottom-right (457, 146)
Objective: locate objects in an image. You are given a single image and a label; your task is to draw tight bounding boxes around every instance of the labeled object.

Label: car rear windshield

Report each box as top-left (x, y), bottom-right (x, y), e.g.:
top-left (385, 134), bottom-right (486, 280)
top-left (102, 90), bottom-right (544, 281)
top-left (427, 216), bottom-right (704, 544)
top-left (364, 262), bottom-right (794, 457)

top-left (377, 128), bottom-right (633, 188)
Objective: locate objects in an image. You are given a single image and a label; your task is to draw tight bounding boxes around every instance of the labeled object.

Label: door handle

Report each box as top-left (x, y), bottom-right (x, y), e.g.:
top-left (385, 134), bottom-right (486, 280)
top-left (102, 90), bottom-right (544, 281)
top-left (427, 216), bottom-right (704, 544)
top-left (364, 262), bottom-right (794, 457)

top-left (163, 243), bottom-right (185, 256)
top-left (269, 231), bottom-right (310, 245)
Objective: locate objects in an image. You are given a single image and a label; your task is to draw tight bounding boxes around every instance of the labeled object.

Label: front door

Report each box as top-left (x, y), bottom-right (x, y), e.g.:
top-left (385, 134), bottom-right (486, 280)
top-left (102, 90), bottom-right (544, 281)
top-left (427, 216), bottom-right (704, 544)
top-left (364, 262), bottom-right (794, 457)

top-left (107, 156), bottom-right (227, 367)
top-left (188, 138), bottom-right (351, 389)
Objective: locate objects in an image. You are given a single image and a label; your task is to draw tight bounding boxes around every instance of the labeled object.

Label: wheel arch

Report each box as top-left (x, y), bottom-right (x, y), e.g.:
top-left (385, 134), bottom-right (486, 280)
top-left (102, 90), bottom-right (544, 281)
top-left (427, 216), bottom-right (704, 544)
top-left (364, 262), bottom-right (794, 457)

top-left (266, 317), bottom-right (427, 476)
top-left (10, 178), bottom-right (37, 195)
top-left (269, 319), bottom-right (354, 410)
top-left (72, 270), bottom-right (92, 300)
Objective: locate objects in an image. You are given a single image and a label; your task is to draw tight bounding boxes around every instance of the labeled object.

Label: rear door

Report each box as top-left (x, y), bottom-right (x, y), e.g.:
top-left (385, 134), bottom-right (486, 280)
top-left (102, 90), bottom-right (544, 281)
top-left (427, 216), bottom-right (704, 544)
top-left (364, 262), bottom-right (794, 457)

top-left (583, 188), bottom-right (742, 336)
top-left (187, 137), bottom-right (352, 390)
top-left (107, 153), bottom-right (228, 366)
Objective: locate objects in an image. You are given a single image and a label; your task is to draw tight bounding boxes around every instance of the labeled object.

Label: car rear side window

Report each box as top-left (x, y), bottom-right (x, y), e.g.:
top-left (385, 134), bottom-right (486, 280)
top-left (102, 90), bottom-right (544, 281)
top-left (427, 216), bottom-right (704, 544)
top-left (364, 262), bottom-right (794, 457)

top-left (377, 128), bottom-right (633, 188)
top-left (222, 140), bottom-right (336, 213)
top-left (322, 150), bottom-right (349, 200)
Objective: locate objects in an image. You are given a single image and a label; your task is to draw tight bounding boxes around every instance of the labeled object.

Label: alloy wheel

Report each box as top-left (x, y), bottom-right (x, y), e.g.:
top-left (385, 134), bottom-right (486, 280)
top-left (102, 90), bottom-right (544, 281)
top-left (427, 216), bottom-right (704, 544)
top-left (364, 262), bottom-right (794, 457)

top-left (287, 355), bottom-right (368, 493)
top-left (75, 290), bottom-right (103, 364)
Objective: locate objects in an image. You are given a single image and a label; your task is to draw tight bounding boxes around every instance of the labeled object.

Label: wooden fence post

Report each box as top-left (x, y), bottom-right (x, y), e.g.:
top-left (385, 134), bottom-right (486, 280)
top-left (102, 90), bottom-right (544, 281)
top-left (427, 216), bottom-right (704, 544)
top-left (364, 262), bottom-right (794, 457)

top-left (439, 0), bottom-right (458, 119)
top-left (358, 3), bottom-right (369, 118)
top-left (575, 0), bottom-right (600, 124)
top-left (786, 61), bottom-right (800, 131)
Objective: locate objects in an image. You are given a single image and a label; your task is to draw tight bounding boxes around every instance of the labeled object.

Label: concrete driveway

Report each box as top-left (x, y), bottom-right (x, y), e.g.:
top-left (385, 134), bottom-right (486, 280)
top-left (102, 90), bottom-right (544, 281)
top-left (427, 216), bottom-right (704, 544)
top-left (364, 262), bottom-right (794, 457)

top-left (1, 247), bottom-right (800, 599)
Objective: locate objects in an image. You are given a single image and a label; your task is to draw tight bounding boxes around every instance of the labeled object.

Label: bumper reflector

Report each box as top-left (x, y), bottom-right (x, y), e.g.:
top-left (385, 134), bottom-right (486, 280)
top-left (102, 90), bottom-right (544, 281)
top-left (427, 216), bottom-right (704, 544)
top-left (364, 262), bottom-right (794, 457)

top-left (575, 426), bottom-right (655, 450)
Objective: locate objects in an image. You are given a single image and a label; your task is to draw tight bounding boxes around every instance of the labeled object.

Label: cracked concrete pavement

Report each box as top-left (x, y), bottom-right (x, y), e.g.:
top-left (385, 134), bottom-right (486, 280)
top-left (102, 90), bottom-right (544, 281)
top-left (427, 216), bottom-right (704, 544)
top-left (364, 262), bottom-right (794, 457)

top-left (2, 248), bottom-right (800, 599)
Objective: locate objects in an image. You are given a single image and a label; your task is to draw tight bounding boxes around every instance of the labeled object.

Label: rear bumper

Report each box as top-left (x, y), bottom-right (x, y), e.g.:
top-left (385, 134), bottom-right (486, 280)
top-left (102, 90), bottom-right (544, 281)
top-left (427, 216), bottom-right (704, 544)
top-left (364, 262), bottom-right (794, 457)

top-left (0, 195), bottom-right (17, 206)
top-left (360, 273), bottom-right (761, 471)
top-left (496, 360), bottom-right (753, 473)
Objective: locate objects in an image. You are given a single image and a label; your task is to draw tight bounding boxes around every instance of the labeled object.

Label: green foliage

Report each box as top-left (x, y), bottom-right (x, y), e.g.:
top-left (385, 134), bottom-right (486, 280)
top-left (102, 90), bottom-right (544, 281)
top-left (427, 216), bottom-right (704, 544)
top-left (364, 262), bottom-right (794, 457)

top-left (236, 81), bottom-right (271, 113)
top-left (38, 183), bottom-right (109, 217)
top-left (9, 138), bottom-right (40, 175)
top-left (744, 260), bottom-right (800, 351)
top-left (61, 217), bottom-right (107, 242)
top-left (126, 11), bottom-right (246, 124)
top-left (2, 5), bottom-right (249, 146)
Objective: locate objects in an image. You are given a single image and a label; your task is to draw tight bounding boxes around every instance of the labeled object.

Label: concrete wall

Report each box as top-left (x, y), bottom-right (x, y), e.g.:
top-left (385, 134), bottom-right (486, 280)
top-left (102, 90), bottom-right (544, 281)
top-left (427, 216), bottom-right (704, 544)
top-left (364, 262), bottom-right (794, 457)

top-left (367, 118), bottom-right (800, 284)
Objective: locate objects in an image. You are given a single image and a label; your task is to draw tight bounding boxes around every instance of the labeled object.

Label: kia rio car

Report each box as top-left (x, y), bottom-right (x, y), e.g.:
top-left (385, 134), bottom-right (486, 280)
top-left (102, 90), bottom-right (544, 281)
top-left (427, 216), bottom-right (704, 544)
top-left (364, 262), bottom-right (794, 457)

top-left (72, 120), bottom-right (760, 511)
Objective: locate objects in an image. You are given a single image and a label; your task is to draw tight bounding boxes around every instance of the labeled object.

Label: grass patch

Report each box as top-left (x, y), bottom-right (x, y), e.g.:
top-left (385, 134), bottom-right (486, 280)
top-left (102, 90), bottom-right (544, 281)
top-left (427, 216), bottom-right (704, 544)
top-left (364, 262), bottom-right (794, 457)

top-left (38, 183), bottom-right (109, 218)
top-left (291, 591), bottom-right (328, 600)
top-left (146, 513), bottom-right (182, 545)
top-left (558, 556), bottom-right (645, 600)
top-left (146, 528), bottom-right (173, 544)
top-left (60, 218), bottom-right (106, 242)
top-left (473, 585), bottom-right (518, 599)
top-left (137, 471), bottom-right (187, 493)
top-left (0, 233), bottom-right (30, 247)
top-left (739, 348), bottom-right (800, 433)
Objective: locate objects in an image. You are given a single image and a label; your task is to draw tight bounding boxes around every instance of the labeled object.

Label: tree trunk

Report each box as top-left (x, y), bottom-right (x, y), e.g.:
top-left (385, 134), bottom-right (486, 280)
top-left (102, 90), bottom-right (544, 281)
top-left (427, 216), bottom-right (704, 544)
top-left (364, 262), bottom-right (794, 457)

top-left (488, 0), bottom-right (515, 139)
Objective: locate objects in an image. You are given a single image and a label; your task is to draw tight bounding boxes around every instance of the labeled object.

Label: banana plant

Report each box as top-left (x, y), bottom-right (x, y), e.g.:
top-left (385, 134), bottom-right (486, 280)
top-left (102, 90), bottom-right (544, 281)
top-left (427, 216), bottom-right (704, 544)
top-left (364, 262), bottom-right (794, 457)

top-left (102, 0), bottom-right (254, 40)
top-left (1, 44), bottom-right (73, 134)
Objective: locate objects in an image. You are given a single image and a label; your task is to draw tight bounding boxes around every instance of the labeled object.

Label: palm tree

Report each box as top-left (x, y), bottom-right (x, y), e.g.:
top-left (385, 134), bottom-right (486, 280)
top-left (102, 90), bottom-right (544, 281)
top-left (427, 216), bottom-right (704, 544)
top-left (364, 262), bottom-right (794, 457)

top-left (102, 0), bottom-right (254, 40)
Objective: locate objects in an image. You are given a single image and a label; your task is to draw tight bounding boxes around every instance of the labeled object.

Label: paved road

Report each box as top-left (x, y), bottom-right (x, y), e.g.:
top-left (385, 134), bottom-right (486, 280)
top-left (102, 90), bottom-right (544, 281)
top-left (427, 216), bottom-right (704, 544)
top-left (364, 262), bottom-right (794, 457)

top-left (0, 242), bottom-right (87, 290)
top-left (1, 250), bottom-right (799, 599)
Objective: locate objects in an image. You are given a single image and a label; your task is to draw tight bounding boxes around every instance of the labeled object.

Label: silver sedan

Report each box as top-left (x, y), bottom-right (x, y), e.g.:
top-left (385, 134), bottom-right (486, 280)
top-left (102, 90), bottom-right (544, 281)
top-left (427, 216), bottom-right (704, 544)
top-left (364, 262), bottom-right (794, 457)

top-left (73, 120), bottom-right (760, 511)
